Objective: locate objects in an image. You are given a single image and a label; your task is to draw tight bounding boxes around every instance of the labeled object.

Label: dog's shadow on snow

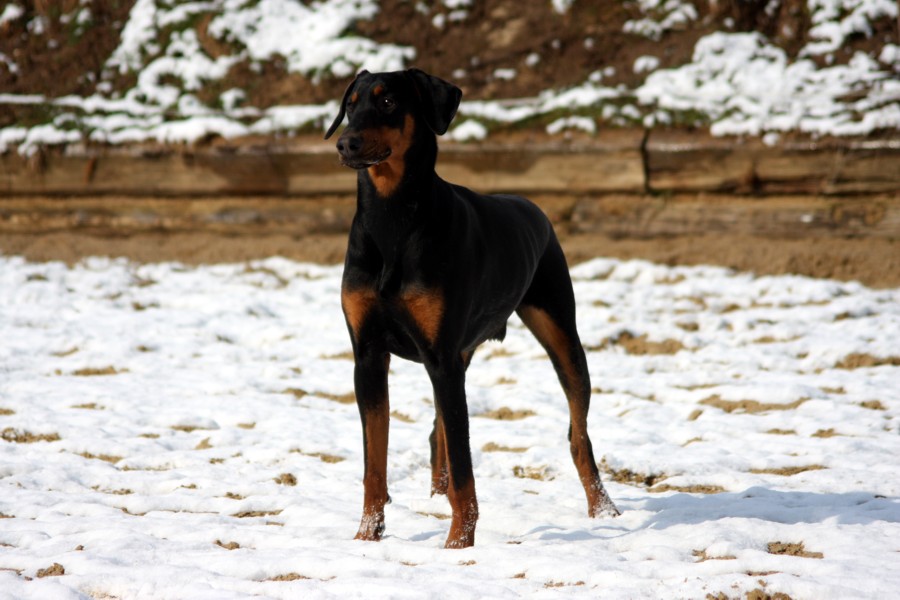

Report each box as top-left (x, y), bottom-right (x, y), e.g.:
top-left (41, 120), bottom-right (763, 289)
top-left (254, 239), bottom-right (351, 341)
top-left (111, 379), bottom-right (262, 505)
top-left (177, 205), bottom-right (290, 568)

top-left (634, 486), bottom-right (899, 529)
top-left (527, 487), bottom-right (898, 542)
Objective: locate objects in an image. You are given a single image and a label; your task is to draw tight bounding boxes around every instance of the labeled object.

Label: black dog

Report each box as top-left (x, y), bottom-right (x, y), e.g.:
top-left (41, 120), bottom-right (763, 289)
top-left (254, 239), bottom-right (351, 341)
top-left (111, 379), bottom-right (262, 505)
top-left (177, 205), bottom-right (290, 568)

top-left (325, 68), bottom-right (618, 548)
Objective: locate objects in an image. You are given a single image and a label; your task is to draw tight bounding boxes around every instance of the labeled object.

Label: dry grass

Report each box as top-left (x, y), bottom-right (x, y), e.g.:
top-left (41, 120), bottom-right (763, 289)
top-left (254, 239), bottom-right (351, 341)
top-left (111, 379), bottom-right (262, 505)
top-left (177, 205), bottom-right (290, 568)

top-left (650, 483), bottom-right (727, 494)
top-left (72, 366), bottom-right (123, 376)
top-left (693, 549), bottom-right (736, 562)
top-left (512, 465), bottom-right (553, 481)
top-left (77, 451), bottom-right (123, 463)
top-left (835, 353), bottom-right (900, 369)
top-left (482, 442), bottom-right (528, 453)
top-left (767, 541), bottom-right (823, 559)
top-left (477, 407), bottom-right (536, 420)
top-left (699, 395), bottom-right (807, 414)
top-left (290, 448), bottom-right (345, 463)
top-left (1, 428), bottom-right (60, 443)
top-left (36, 563), bottom-right (65, 578)
top-left (750, 465), bottom-right (826, 476)
top-left (589, 331), bottom-right (685, 355)
top-left (598, 458), bottom-right (667, 488)
top-left (274, 473), bottom-right (297, 486)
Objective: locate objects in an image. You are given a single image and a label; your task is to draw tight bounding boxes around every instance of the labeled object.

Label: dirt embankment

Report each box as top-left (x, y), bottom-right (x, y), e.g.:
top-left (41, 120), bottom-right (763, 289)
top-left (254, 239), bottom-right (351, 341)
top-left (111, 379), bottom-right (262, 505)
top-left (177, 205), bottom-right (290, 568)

top-left (4, 228), bottom-right (899, 289)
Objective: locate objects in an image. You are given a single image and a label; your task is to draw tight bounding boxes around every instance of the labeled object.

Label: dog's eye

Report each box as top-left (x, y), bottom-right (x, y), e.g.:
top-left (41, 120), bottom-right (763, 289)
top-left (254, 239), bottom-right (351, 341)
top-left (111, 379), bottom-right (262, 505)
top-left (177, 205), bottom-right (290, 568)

top-left (380, 97), bottom-right (396, 111)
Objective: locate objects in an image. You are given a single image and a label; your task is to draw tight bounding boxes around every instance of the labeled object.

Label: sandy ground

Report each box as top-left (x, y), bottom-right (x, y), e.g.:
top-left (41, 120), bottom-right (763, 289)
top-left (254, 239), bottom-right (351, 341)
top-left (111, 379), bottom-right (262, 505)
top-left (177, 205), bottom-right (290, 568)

top-left (2, 231), bottom-right (899, 289)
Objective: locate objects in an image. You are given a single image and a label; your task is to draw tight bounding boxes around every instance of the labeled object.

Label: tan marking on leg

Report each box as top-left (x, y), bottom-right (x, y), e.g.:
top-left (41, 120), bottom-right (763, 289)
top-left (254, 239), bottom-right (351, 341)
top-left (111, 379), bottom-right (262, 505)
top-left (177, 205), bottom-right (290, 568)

top-left (518, 305), bottom-right (620, 518)
top-left (367, 114), bottom-right (415, 198)
top-left (341, 287), bottom-right (377, 338)
top-left (356, 403), bottom-right (390, 541)
top-left (517, 305), bottom-right (579, 389)
top-left (399, 285), bottom-right (444, 345)
top-left (431, 415), bottom-right (448, 496)
top-left (441, 422), bottom-right (478, 549)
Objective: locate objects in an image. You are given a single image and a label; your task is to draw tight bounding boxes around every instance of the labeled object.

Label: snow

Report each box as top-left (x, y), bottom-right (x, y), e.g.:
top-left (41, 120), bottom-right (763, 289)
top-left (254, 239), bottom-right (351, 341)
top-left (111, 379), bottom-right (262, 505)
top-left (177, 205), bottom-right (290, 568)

top-left (623, 0), bottom-right (698, 41)
top-left (637, 31), bottom-right (900, 136)
top-left (0, 0), bottom-right (898, 154)
top-left (804, 0), bottom-right (898, 56)
top-left (1, 255), bottom-right (899, 598)
top-left (0, 3), bottom-right (24, 27)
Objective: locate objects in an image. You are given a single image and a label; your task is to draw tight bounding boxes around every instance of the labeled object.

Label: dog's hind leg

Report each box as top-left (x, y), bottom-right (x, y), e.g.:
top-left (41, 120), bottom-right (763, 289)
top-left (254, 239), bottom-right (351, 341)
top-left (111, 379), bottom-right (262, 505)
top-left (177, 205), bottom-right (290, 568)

top-left (425, 353), bottom-right (478, 548)
top-left (516, 240), bottom-right (619, 518)
top-left (429, 349), bottom-right (473, 497)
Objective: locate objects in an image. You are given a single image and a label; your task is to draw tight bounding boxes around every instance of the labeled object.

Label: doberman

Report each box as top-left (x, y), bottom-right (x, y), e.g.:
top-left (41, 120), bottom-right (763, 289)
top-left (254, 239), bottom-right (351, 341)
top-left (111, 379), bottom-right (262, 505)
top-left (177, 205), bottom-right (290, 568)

top-left (325, 68), bottom-right (619, 549)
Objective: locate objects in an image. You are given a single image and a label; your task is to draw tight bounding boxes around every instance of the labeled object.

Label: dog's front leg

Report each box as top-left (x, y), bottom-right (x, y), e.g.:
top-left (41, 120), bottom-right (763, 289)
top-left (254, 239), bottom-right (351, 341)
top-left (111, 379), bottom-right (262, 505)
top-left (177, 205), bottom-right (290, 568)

top-left (426, 354), bottom-right (478, 548)
top-left (353, 348), bottom-right (391, 541)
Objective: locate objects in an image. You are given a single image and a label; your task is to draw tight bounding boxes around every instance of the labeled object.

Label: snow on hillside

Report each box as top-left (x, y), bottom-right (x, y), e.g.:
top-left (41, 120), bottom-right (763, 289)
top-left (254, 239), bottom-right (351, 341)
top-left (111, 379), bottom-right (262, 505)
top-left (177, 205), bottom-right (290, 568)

top-left (0, 0), bottom-right (898, 154)
top-left (1, 255), bottom-right (899, 598)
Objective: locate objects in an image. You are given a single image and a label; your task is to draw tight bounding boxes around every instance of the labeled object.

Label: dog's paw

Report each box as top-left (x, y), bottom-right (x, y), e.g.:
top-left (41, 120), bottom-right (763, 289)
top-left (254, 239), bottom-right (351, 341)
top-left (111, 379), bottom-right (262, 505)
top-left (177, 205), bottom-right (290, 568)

top-left (355, 513), bottom-right (385, 541)
top-left (589, 487), bottom-right (621, 518)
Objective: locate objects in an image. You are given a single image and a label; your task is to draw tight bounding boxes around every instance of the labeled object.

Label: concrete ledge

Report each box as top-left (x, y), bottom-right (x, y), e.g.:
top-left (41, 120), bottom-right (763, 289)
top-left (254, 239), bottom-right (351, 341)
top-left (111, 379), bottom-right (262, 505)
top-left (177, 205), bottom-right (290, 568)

top-left (645, 132), bottom-right (900, 195)
top-left (3, 130), bottom-right (896, 197)
top-left (0, 130), bottom-right (646, 196)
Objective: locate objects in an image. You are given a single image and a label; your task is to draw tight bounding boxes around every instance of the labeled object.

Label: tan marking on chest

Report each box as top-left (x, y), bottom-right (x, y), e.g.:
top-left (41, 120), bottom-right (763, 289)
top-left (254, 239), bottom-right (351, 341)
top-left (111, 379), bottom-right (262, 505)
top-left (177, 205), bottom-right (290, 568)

top-left (367, 114), bottom-right (414, 198)
top-left (341, 287), bottom-right (378, 338)
top-left (400, 287), bottom-right (444, 344)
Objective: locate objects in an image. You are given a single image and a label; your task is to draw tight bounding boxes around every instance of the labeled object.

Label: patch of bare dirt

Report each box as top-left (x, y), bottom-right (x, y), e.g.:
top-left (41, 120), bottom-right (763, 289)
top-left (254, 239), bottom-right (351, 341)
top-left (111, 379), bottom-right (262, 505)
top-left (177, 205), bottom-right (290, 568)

top-left (598, 457), bottom-right (667, 488)
top-left (477, 407), bottom-right (537, 420)
top-left (750, 465), bottom-right (826, 476)
top-left (482, 442), bottom-right (528, 453)
top-left (77, 451), bottom-right (123, 464)
top-left (266, 573), bottom-right (311, 582)
top-left (512, 465), bottom-right (553, 481)
top-left (214, 540), bottom-right (240, 550)
top-left (693, 549), bottom-right (736, 562)
top-left (699, 395), bottom-right (808, 414)
top-left (1, 428), bottom-right (60, 443)
top-left (36, 563), bottom-right (65, 578)
top-left (71, 366), bottom-right (124, 376)
top-left (649, 483), bottom-right (727, 494)
top-left (767, 541), bottom-right (824, 559)
top-left (274, 473), bottom-right (297, 486)
top-left (835, 353), bottom-right (900, 369)
top-left (6, 230), bottom-right (898, 289)
top-left (290, 448), bottom-right (345, 464)
top-left (593, 331), bottom-right (685, 355)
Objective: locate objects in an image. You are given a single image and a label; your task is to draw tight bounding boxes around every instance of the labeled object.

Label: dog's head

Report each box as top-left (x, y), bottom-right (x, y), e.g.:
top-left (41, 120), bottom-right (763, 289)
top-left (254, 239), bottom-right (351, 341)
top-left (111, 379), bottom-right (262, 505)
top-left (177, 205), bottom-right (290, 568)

top-left (324, 69), bottom-right (462, 172)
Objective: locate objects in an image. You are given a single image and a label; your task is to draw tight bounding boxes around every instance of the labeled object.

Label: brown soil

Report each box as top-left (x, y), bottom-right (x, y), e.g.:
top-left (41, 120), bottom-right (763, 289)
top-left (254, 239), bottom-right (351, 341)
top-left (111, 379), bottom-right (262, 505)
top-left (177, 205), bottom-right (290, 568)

top-left (749, 465), bottom-right (826, 476)
top-left (482, 442), bottom-right (528, 453)
top-left (36, 563), bottom-right (65, 578)
top-left (649, 483), bottom-right (727, 494)
top-left (3, 1), bottom-right (895, 128)
top-left (4, 231), bottom-right (899, 288)
top-left (590, 331), bottom-right (685, 355)
top-left (835, 353), bottom-right (900, 369)
top-left (477, 407), bottom-right (537, 420)
top-left (1, 428), bottom-right (60, 443)
top-left (699, 396), bottom-right (808, 414)
top-left (767, 541), bottom-right (824, 559)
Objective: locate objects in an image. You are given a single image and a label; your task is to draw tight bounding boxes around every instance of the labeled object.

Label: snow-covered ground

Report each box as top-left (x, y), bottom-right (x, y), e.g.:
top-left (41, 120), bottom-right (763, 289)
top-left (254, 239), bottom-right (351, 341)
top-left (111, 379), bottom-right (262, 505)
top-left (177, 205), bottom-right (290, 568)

top-left (2, 255), bottom-right (899, 599)
top-left (1, 0), bottom-right (898, 153)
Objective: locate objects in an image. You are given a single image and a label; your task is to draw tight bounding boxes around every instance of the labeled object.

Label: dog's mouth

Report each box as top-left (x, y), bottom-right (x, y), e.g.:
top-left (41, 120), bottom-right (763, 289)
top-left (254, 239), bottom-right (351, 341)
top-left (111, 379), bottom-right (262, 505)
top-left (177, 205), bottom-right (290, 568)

top-left (340, 149), bottom-right (392, 170)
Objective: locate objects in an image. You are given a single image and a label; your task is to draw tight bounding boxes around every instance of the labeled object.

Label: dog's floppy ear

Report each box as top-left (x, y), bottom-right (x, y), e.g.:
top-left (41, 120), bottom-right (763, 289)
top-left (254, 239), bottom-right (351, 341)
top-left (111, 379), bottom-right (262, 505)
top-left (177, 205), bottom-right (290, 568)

top-left (405, 68), bottom-right (462, 136)
top-left (324, 70), bottom-right (368, 140)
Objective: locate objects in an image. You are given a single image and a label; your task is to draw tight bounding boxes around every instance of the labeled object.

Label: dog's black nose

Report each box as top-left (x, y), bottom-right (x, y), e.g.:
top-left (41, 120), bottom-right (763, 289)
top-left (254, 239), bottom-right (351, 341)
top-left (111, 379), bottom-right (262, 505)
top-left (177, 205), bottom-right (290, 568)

top-left (337, 134), bottom-right (363, 157)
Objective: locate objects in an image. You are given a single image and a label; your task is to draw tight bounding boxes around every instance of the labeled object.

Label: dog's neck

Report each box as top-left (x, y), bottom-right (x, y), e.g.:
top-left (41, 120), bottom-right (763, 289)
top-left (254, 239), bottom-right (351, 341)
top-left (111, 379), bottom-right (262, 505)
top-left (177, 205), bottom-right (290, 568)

top-left (356, 124), bottom-right (440, 291)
